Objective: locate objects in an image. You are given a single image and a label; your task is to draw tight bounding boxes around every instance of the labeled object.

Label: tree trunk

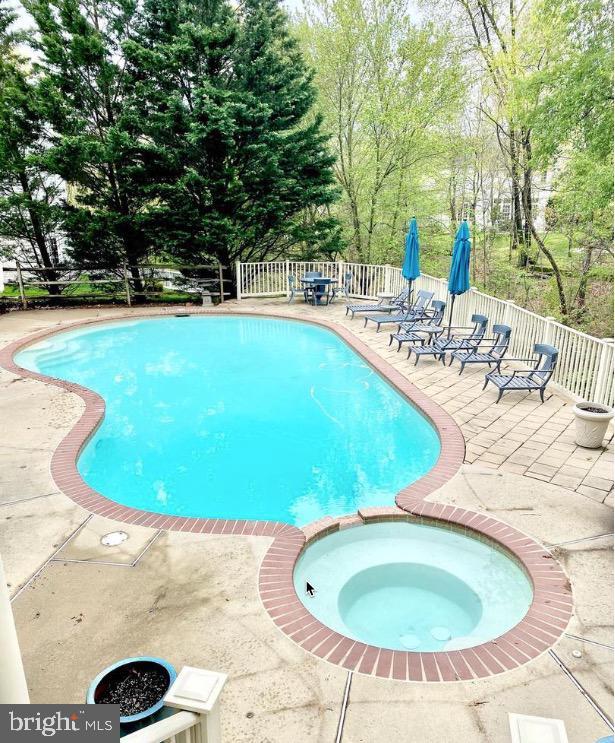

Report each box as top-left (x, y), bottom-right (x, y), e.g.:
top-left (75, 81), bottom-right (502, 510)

top-left (508, 130), bottom-right (527, 266)
top-left (577, 243), bottom-right (594, 310)
top-left (349, 196), bottom-right (362, 261)
top-left (520, 129), bottom-right (533, 264)
top-left (18, 171), bottom-right (61, 296)
top-left (123, 232), bottom-right (146, 300)
top-left (528, 220), bottom-right (568, 318)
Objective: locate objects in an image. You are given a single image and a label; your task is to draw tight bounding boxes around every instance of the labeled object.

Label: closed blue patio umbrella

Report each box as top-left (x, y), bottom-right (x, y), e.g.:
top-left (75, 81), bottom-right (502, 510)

top-left (447, 220), bottom-right (472, 334)
top-left (402, 217), bottom-right (421, 300)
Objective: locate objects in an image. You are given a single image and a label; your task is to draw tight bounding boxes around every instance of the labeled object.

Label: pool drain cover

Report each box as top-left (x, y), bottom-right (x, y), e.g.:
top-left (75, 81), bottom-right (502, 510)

top-left (101, 531), bottom-right (129, 547)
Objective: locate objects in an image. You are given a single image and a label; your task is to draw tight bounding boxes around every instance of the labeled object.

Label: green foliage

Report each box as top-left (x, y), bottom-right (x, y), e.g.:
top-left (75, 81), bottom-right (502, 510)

top-left (0, 0), bottom-right (611, 333)
top-left (16, 0), bottom-right (340, 272)
top-left (296, 0), bottom-right (466, 264)
top-left (122, 0), bottom-right (341, 266)
top-left (0, 0), bottom-right (63, 271)
top-left (23, 0), bottom-right (149, 269)
top-left (519, 0), bottom-right (613, 236)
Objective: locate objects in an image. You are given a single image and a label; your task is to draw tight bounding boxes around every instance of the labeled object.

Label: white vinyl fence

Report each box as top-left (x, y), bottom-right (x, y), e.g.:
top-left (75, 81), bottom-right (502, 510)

top-left (236, 260), bottom-right (614, 406)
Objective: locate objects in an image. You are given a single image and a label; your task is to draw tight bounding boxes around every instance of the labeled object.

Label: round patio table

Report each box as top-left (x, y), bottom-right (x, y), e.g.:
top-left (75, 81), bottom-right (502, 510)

top-left (300, 277), bottom-right (338, 306)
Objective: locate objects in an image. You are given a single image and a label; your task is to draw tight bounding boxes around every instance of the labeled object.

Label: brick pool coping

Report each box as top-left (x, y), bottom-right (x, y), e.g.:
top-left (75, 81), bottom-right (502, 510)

top-left (260, 506), bottom-right (573, 682)
top-left (0, 307), bottom-right (572, 680)
top-left (0, 307), bottom-right (464, 537)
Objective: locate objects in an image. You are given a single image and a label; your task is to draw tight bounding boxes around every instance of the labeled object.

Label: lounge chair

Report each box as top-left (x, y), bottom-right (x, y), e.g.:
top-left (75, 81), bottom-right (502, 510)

top-left (345, 288), bottom-right (409, 318)
top-left (331, 272), bottom-right (352, 303)
top-left (483, 343), bottom-right (558, 403)
top-left (407, 314), bottom-right (489, 365)
top-left (449, 324), bottom-right (512, 374)
top-left (363, 290), bottom-right (435, 331)
top-left (388, 300), bottom-right (447, 351)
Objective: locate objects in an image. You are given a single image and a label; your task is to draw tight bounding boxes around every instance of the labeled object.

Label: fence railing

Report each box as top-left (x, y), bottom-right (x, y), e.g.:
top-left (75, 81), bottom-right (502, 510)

top-left (0, 262), bottom-right (232, 308)
top-left (236, 260), bottom-right (614, 406)
top-left (122, 666), bottom-right (226, 743)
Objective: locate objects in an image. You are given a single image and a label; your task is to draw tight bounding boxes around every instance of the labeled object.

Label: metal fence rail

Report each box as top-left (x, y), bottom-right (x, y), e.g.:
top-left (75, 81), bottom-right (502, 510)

top-left (237, 260), bottom-right (614, 406)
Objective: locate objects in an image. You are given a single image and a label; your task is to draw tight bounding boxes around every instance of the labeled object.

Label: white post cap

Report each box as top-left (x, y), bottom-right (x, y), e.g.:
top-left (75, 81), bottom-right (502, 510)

top-left (164, 667), bottom-right (227, 714)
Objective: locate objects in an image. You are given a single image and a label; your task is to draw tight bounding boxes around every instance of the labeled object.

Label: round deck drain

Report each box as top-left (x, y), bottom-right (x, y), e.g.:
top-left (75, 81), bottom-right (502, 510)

top-left (101, 531), bottom-right (129, 547)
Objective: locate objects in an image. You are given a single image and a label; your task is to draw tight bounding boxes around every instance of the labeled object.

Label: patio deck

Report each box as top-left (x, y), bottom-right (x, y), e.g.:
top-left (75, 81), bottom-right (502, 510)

top-left (0, 299), bottom-right (612, 742)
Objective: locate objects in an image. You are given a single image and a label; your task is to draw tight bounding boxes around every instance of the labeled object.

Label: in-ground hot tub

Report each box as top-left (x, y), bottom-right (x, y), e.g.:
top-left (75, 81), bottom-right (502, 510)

top-left (293, 521), bottom-right (533, 652)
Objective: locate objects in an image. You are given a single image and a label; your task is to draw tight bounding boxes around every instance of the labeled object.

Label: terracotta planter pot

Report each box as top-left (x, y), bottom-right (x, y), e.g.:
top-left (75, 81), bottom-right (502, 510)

top-left (572, 402), bottom-right (614, 449)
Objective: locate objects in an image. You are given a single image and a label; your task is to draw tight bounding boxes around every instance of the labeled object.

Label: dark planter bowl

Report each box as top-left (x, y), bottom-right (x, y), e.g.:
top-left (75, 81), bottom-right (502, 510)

top-left (87, 656), bottom-right (177, 725)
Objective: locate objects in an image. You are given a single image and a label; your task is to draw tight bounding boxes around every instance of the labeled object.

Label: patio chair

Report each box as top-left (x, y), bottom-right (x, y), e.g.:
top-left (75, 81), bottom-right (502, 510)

top-left (363, 290), bottom-right (435, 331)
top-left (303, 270), bottom-right (323, 305)
top-left (482, 343), bottom-right (558, 403)
top-left (388, 300), bottom-right (447, 351)
top-left (288, 274), bottom-right (307, 303)
top-left (407, 314), bottom-right (489, 365)
top-left (331, 272), bottom-right (352, 303)
top-left (449, 324), bottom-right (512, 375)
top-left (345, 287), bottom-right (409, 319)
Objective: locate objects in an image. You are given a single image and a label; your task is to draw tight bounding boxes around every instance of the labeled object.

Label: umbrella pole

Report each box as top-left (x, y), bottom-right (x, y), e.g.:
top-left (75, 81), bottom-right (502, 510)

top-left (447, 294), bottom-right (456, 338)
top-left (404, 278), bottom-right (414, 322)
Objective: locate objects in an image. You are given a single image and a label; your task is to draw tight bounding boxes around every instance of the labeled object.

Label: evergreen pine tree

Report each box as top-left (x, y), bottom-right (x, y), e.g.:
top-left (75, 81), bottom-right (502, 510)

top-left (24, 0), bottom-right (148, 291)
top-left (0, 0), bottom-right (63, 290)
top-left (125, 0), bottom-right (341, 270)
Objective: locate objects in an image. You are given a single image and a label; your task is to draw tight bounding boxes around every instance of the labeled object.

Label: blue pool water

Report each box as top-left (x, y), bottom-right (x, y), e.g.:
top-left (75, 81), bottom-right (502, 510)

top-left (16, 316), bottom-right (441, 525)
top-left (294, 522), bottom-right (533, 651)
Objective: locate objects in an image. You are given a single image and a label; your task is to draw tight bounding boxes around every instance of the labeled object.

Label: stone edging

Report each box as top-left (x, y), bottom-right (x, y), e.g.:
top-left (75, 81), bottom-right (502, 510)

top-left (0, 306), bottom-right (571, 681)
top-left (259, 506), bottom-right (572, 682)
top-left (0, 307), bottom-right (464, 538)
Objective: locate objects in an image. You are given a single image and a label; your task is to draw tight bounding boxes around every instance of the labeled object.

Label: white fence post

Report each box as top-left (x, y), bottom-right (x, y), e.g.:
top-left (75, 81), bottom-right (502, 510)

top-left (503, 300), bottom-right (516, 327)
top-left (384, 265), bottom-right (392, 294)
top-left (543, 316), bottom-right (556, 346)
top-left (0, 556), bottom-right (29, 703)
top-left (594, 338), bottom-right (614, 405)
top-left (164, 667), bottom-right (227, 743)
top-left (284, 260), bottom-right (290, 299)
top-left (0, 264), bottom-right (4, 292)
top-left (337, 259), bottom-right (344, 290)
top-left (235, 261), bottom-right (242, 300)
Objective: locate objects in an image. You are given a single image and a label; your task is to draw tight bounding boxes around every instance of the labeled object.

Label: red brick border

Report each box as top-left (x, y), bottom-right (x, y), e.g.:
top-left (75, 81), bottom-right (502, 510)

top-left (260, 506), bottom-right (572, 682)
top-left (0, 307), bottom-right (571, 680)
top-left (0, 307), bottom-right (464, 538)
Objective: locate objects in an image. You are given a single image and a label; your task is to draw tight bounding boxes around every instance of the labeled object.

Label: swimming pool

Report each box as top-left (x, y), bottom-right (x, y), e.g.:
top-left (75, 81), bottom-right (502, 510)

top-left (293, 521), bottom-right (533, 651)
top-left (16, 316), bottom-right (441, 525)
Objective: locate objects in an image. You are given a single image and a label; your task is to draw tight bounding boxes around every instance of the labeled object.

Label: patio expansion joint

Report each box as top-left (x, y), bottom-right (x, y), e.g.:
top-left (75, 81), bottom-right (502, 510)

top-left (547, 532), bottom-right (614, 548)
top-left (0, 492), bottom-right (61, 508)
top-left (563, 633), bottom-right (614, 650)
top-left (548, 649), bottom-right (614, 731)
top-left (334, 671), bottom-right (353, 743)
top-left (9, 514), bottom-right (93, 602)
top-left (49, 529), bottom-right (163, 569)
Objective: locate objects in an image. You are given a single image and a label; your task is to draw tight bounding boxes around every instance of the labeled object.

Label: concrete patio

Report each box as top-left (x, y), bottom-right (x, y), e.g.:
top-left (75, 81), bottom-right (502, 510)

top-left (0, 299), bottom-right (612, 742)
